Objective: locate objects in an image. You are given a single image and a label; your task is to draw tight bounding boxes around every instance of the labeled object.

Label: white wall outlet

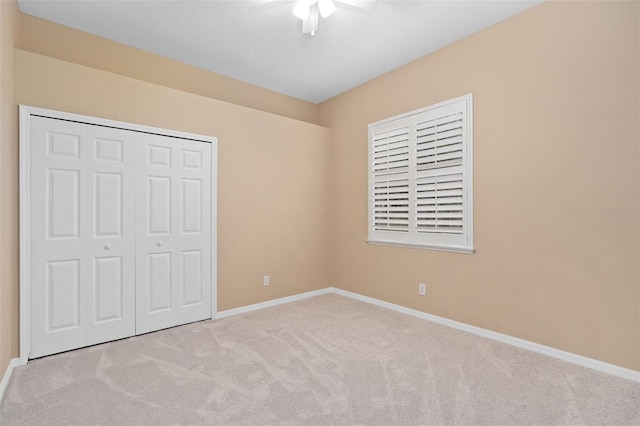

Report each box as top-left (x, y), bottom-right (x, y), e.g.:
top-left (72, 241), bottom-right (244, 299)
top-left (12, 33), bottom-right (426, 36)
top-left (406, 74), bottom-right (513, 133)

top-left (418, 283), bottom-right (426, 296)
top-left (263, 275), bottom-right (270, 286)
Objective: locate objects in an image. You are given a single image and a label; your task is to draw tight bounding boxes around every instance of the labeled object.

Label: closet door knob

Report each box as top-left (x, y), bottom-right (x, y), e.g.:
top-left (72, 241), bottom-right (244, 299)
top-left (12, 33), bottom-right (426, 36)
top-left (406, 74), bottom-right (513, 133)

top-left (104, 244), bottom-right (111, 250)
top-left (156, 241), bottom-right (163, 247)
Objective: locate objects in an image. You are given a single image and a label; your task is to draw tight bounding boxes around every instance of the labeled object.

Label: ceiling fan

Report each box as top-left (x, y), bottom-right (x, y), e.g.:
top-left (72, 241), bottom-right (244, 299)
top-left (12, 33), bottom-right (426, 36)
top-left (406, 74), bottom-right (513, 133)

top-left (292, 0), bottom-right (375, 36)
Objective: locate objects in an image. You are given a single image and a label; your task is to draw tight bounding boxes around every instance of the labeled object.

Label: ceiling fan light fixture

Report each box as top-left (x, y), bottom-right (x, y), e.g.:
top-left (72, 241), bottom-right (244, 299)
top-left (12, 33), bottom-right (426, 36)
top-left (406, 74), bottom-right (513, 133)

top-left (293, 0), bottom-right (310, 20)
top-left (294, 0), bottom-right (336, 35)
top-left (318, 0), bottom-right (336, 18)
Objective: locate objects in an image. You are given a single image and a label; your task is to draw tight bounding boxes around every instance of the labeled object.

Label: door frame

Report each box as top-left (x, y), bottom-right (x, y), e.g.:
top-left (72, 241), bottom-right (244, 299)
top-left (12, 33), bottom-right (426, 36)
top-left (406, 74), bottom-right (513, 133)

top-left (19, 105), bottom-right (218, 362)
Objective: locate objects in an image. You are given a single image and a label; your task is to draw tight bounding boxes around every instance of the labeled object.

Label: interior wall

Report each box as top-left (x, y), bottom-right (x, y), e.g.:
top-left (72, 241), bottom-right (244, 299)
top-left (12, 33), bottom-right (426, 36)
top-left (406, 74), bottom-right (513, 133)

top-left (3, 0), bottom-right (638, 384)
top-left (0, 0), bottom-right (20, 381)
top-left (16, 14), bottom-right (319, 125)
top-left (13, 48), bottom-right (331, 327)
top-left (318, 0), bottom-right (640, 371)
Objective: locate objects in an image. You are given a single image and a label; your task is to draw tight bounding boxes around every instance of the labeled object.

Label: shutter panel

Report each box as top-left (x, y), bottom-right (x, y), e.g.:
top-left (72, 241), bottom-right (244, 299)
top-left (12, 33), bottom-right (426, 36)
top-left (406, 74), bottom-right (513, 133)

top-left (414, 106), bottom-right (466, 237)
top-left (370, 122), bottom-right (410, 234)
top-left (372, 126), bottom-right (410, 176)
top-left (416, 112), bottom-right (463, 171)
top-left (416, 173), bottom-right (464, 234)
top-left (373, 178), bottom-right (409, 232)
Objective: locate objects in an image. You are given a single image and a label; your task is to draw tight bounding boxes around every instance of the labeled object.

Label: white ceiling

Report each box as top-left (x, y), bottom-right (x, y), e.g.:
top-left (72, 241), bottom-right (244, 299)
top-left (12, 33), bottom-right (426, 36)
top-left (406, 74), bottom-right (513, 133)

top-left (18, 0), bottom-right (541, 104)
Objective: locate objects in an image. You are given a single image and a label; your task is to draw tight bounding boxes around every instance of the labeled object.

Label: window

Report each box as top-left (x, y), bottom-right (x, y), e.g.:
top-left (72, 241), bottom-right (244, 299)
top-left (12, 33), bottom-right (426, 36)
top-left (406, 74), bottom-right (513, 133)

top-left (368, 94), bottom-right (473, 253)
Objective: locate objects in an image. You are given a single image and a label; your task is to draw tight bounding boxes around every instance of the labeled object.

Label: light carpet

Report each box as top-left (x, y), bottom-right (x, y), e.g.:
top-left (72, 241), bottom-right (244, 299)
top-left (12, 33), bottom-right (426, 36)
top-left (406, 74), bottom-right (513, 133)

top-left (1, 293), bottom-right (638, 425)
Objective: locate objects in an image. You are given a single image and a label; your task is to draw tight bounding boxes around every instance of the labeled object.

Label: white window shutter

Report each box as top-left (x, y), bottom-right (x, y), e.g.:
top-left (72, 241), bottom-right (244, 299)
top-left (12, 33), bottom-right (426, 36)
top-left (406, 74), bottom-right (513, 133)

top-left (416, 173), bottom-right (464, 234)
top-left (368, 94), bottom-right (473, 253)
top-left (369, 120), bottom-right (411, 234)
top-left (416, 112), bottom-right (464, 172)
top-left (372, 125), bottom-right (410, 176)
top-left (373, 178), bottom-right (409, 232)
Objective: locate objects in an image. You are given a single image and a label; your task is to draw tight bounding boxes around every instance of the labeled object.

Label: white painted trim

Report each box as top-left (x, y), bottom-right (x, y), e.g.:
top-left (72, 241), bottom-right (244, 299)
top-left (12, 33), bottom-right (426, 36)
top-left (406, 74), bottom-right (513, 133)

top-left (9, 279), bottom-right (640, 389)
top-left (212, 287), bottom-right (640, 382)
top-left (215, 288), bottom-right (332, 319)
top-left (19, 105), bottom-right (218, 361)
top-left (330, 288), bottom-right (640, 383)
top-left (19, 106), bottom-right (32, 364)
top-left (367, 240), bottom-right (475, 254)
top-left (20, 105), bottom-right (218, 144)
top-left (210, 140), bottom-right (218, 319)
top-left (0, 358), bottom-right (26, 403)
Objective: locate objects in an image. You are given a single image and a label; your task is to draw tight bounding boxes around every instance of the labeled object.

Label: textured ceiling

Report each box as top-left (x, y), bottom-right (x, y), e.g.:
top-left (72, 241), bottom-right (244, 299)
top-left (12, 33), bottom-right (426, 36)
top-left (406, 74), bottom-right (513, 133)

top-left (18, 0), bottom-right (541, 104)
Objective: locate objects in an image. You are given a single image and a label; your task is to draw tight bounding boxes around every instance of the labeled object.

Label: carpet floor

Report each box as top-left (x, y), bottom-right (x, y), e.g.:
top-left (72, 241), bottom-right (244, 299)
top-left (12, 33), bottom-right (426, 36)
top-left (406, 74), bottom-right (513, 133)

top-left (1, 293), bottom-right (638, 425)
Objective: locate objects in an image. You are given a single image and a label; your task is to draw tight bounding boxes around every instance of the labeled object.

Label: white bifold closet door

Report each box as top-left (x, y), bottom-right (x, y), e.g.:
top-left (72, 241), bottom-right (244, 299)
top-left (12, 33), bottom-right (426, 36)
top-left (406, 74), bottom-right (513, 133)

top-left (135, 133), bottom-right (211, 334)
top-left (30, 117), bottom-right (137, 357)
top-left (29, 116), bottom-right (212, 358)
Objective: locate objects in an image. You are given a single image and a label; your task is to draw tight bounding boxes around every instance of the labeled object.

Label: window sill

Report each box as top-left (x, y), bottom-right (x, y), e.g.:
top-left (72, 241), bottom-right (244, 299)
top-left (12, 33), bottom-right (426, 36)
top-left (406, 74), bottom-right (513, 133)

top-left (367, 239), bottom-right (475, 254)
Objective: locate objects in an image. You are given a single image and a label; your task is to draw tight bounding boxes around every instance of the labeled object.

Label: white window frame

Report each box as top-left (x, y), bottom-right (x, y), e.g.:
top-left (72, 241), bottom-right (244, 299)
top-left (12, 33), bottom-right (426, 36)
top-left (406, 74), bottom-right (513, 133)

top-left (368, 94), bottom-right (474, 254)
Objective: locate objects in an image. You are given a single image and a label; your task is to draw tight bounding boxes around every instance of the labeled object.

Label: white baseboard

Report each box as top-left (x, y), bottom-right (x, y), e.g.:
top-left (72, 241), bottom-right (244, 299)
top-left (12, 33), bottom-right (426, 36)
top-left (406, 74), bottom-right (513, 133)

top-left (215, 288), bottom-right (332, 319)
top-left (214, 286), bottom-right (639, 382)
top-left (0, 358), bottom-right (26, 403)
top-left (5, 285), bottom-right (637, 405)
top-left (330, 287), bottom-right (640, 383)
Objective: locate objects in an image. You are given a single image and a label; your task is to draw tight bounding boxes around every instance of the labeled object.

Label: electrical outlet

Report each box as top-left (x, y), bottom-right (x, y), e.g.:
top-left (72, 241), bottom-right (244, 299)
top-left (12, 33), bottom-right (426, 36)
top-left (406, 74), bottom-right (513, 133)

top-left (263, 275), bottom-right (270, 286)
top-left (418, 283), bottom-right (426, 296)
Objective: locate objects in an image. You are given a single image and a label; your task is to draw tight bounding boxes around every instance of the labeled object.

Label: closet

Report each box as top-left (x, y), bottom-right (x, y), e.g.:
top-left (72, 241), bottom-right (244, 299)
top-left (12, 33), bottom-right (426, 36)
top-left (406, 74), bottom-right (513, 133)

top-left (22, 107), bottom-right (216, 359)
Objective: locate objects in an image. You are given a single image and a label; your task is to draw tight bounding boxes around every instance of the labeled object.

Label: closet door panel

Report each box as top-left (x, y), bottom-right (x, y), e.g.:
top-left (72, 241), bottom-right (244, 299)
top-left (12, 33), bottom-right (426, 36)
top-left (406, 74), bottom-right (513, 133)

top-left (30, 118), bottom-right (137, 358)
top-left (30, 117), bottom-right (89, 358)
top-left (135, 134), bottom-right (181, 334)
top-left (135, 134), bottom-right (211, 333)
top-left (93, 256), bottom-right (124, 321)
top-left (86, 126), bottom-right (136, 345)
top-left (176, 141), bottom-right (211, 326)
top-left (147, 252), bottom-right (173, 312)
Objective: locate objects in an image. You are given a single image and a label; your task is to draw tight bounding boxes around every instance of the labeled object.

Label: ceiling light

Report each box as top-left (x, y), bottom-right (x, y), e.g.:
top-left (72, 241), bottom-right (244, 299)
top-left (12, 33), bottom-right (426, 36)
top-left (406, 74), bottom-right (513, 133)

top-left (293, 0), bottom-right (310, 20)
top-left (318, 0), bottom-right (336, 18)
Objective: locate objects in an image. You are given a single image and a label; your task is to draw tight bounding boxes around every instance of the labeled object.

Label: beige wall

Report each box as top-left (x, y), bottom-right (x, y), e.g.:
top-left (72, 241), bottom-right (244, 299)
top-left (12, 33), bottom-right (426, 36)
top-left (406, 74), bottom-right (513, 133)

top-left (15, 49), bottom-right (332, 314)
top-left (0, 0), bottom-right (20, 383)
top-left (17, 14), bottom-right (319, 125)
top-left (318, 1), bottom-right (640, 371)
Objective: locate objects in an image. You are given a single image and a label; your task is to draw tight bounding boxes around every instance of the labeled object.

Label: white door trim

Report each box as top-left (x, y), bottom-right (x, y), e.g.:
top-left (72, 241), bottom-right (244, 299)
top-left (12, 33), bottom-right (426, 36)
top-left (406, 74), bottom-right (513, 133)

top-left (19, 105), bottom-right (218, 362)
